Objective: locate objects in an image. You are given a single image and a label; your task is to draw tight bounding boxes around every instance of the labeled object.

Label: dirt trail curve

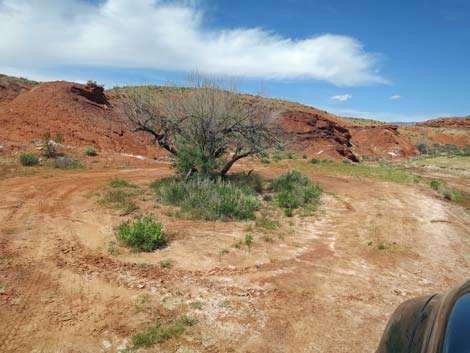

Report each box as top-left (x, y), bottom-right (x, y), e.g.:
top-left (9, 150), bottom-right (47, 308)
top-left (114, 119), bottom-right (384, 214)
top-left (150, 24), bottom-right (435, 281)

top-left (0, 167), bottom-right (469, 353)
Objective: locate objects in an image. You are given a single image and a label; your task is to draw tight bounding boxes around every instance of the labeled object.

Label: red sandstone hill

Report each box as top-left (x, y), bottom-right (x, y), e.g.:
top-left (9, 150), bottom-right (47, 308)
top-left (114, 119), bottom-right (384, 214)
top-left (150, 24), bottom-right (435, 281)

top-left (3, 74), bottom-right (466, 161)
top-left (0, 80), bottom-right (158, 156)
top-left (416, 117), bottom-right (470, 129)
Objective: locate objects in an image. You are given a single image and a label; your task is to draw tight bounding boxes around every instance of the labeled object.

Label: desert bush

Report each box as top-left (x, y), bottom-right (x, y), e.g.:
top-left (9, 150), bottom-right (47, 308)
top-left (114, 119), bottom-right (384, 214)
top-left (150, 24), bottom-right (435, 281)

top-left (271, 170), bottom-right (322, 209)
top-left (153, 177), bottom-right (259, 221)
top-left (116, 216), bottom-right (167, 252)
top-left (42, 132), bottom-right (63, 158)
top-left (416, 142), bottom-right (429, 154)
top-left (53, 156), bottom-right (82, 169)
top-left (19, 153), bottom-right (39, 166)
top-left (85, 146), bottom-right (97, 156)
top-left (225, 172), bottom-right (264, 194)
top-left (310, 158), bottom-right (320, 164)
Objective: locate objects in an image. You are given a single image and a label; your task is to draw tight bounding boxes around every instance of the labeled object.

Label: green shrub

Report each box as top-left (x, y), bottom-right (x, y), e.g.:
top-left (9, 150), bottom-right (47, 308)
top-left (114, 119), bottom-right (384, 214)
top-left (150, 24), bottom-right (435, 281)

top-left (116, 216), bottom-right (167, 252)
top-left (85, 146), bottom-right (97, 156)
top-left (444, 190), bottom-right (465, 202)
top-left (430, 179), bottom-right (443, 191)
top-left (154, 177), bottom-right (259, 221)
top-left (226, 172), bottom-right (264, 194)
top-left (19, 153), bottom-right (39, 166)
top-left (53, 156), bottom-right (82, 169)
top-left (109, 179), bottom-right (136, 188)
top-left (284, 208), bottom-right (294, 217)
top-left (310, 158), bottom-right (320, 164)
top-left (174, 143), bottom-right (218, 176)
top-left (271, 170), bottom-right (322, 209)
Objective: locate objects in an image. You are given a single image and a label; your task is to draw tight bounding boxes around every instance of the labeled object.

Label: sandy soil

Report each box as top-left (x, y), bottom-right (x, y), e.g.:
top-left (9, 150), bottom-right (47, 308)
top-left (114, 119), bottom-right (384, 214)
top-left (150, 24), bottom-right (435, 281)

top-left (0, 160), bottom-right (469, 353)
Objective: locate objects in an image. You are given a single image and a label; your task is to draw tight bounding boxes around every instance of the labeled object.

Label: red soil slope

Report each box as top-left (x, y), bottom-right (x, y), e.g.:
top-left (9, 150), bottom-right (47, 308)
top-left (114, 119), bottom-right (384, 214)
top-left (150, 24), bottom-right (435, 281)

top-left (281, 110), bottom-right (420, 160)
top-left (281, 110), bottom-right (359, 161)
top-left (416, 117), bottom-right (470, 129)
top-left (349, 125), bottom-right (418, 159)
top-left (0, 81), bottom-right (159, 156)
top-left (0, 76), bottom-right (35, 105)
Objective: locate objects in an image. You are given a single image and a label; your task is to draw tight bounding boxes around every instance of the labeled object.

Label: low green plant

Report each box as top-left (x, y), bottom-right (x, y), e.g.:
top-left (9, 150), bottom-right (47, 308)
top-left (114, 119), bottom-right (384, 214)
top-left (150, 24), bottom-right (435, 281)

top-left (159, 259), bottom-right (173, 269)
top-left (255, 214), bottom-right (279, 230)
top-left (284, 208), bottom-right (294, 217)
top-left (85, 146), bottom-right (97, 156)
top-left (99, 189), bottom-right (138, 214)
top-left (377, 243), bottom-right (386, 250)
top-left (245, 233), bottom-right (254, 249)
top-left (226, 172), bottom-right (264, 194)
top-left (1, 228), bottom-right (16, 235)
top-left (53, 156), bottom-right (82, 169)
top-left (430, 179), bottom-right (442, 191)
top-left (310, 158), bottom-right (320, 164)
top-left (189, 301), bottom-right (203, 310)
top-left (129, 316), bottom-right (195, 350)
top-left (271, 170), bottom-right (322, 209)
top-left (19, 153), bottom-right (39, 166)
top-left (153, 176), bottom-right (259, 221)
top-left (219, 248), bottom-right (230, 256)
top-left (109, 179), bottom-right (136, 188)
top-left (116, 216), bottom-right (167, 252)
top-left (262, 235), bottom-right (273, 243)
top-left (443, 190), bottom-right (465, 202)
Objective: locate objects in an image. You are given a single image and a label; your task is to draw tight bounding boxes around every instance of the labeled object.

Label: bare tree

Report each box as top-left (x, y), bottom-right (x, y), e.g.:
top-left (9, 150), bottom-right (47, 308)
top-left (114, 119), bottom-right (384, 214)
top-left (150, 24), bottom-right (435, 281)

top-left (119, 76), bottom-right (280, 177)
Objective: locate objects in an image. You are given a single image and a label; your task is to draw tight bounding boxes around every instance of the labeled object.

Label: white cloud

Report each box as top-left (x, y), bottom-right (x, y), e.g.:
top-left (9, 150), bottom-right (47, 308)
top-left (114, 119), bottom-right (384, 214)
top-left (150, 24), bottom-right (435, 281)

top-left (331, 94), bottom-right (352, 101)
top-left (389, 94), bottom-right (401, 100)
top-left (0, 0), bottom-right (386, 86)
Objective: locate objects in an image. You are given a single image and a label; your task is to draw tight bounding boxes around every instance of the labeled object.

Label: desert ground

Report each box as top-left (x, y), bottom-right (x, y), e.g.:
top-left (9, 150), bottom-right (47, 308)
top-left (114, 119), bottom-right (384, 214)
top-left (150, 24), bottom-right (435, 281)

top-left (1, 153), bottom-right (469, 353)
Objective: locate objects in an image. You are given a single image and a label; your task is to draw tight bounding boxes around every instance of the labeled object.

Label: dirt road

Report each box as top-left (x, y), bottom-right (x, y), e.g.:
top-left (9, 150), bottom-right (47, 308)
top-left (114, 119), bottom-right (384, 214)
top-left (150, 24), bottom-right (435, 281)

top-left (0, 165), bottom-right (469, 352)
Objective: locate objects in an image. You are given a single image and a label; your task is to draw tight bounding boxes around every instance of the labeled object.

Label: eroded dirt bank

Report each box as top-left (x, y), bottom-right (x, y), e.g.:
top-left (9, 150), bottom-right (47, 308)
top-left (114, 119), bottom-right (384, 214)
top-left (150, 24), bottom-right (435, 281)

top-left (0, 165), bottom-right (469, 353)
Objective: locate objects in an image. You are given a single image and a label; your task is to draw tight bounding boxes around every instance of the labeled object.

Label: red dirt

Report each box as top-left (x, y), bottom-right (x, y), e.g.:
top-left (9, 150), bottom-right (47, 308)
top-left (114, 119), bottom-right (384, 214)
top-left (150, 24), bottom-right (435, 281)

top-left (0, 159), bottom-right (469, 352)
top-left (417, 117), bottom-right (470, 129)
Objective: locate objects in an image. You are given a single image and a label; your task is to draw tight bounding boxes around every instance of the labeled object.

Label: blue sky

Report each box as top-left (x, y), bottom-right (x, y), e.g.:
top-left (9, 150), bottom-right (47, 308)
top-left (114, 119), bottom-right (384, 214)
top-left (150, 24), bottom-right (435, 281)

top-left (0, 0), bottom-right (469, 122)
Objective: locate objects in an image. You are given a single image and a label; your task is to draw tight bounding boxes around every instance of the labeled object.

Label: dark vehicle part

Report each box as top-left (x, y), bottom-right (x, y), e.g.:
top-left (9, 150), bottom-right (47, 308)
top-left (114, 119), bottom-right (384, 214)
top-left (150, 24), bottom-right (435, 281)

top-left (376, 280), bottom-right (470, 353)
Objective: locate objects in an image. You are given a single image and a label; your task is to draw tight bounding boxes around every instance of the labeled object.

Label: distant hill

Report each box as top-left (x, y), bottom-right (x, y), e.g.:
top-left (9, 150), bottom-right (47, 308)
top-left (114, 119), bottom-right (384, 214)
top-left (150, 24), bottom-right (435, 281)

top-left (416, 116), bottom-right (470, 129)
